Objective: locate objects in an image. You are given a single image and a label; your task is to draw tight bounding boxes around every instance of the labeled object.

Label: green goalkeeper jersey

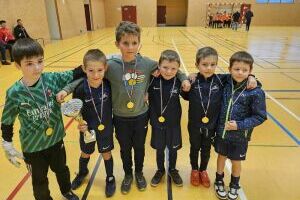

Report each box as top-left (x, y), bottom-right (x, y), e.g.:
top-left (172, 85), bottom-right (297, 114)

top-left (1, 71), bottom-right (74, 153)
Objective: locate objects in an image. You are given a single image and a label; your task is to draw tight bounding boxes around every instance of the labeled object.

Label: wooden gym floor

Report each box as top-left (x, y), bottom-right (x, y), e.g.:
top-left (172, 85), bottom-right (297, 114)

top-left (0, 26), bottom-right (299, 200)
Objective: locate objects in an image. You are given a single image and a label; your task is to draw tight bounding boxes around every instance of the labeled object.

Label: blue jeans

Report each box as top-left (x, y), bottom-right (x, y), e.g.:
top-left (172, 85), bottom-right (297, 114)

top-left (231, 22), bottom-right (238, 31)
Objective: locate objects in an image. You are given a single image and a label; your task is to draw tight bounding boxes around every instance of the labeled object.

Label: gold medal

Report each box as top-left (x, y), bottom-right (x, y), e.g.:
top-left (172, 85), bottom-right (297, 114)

top-left (46, 127), bottom-right (53, 136)
top-left (158, 116), bottom-right (165, 123)
top-left (201, 116), bottom-right (209, 124)
top-left (127, 101), bottom-right (134, 109)
top-left (98, 124), bottom-right (105, 131)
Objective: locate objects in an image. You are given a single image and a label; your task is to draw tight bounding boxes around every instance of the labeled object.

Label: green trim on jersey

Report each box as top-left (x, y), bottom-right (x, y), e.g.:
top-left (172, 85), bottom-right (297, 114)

top-left (1, 71), bottom-right (73, 153)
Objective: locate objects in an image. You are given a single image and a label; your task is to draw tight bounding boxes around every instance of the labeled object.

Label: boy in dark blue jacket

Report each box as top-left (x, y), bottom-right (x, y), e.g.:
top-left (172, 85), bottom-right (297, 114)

top-left (214, 51), bottom-right (267, 200)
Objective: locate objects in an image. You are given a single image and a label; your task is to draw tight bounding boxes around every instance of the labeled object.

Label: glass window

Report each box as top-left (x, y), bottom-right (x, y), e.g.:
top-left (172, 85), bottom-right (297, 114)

top-left (256, 0), bottom-right (294, 3)
top-left (256, 0), bottom-right (268, 3)
top-left (269, 0), bottom-right (281, 3)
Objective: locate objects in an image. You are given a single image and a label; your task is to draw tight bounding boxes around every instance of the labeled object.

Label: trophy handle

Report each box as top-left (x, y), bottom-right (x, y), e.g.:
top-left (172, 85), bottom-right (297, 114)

top-left (74, 114), bottom-right (85, 125)
top-left (74, 113), bottom-right (96, 143)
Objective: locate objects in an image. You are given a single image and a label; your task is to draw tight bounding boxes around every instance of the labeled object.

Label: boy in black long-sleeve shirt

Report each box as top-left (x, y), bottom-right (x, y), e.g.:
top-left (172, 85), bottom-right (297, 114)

top-left (148, 50), bottom-right (186, 187)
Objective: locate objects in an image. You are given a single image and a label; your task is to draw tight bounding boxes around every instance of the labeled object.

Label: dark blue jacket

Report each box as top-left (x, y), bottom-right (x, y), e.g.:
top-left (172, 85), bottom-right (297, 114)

top-left (217, 76), bottom-right (267, 142)
top-left (182, 73), bottom-right (228, 130)
top-left (148, 76), bottom-right (182, 128)
top-left (73, 78), bottom-right (113, 136)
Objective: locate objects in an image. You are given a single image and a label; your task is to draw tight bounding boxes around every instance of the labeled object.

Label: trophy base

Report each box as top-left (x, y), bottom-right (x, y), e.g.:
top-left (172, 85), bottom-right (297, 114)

top-left (84, 130), bottom-right (96, 143)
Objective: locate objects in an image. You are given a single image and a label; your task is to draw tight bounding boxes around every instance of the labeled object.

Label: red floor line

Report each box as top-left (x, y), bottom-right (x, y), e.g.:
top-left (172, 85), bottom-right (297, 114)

top-left (6, 118), bottom-right (75, 200)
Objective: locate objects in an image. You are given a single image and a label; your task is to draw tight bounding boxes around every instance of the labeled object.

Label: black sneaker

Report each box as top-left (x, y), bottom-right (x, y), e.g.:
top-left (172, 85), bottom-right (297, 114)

top-left (121, 174), bottom-right (133, 194)
top-left (71, 170), bottom-right (89, 190)
top-left (214, 180), bottom-right (227, 200)
top-left (227, 184), bottom-right (240, 200)
top-left (135, 172), bottom-right (147, 191)
top-left (169, 169), bottom-right (183, 187)
top-left (1, 61), bottom-right (11, 65)
top-left (151, 170), bottom-right (165, 187)
top-left (63, 191), bottom-right (79, 200)
top-left (105, 176), bottom-right (116, 197)
top-left (10, 58), bottom-right (14, 62)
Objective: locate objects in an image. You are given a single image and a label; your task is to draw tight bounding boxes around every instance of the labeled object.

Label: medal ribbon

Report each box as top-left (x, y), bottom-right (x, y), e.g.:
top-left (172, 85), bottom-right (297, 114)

top-left (197, 77), bottom-right (214, 117)
top-left (160, 77), bottom-right (177, 116)
top-left (87, 81), bottom-right (104, 126)
top-left (122, 57), bottom-right (137, 102)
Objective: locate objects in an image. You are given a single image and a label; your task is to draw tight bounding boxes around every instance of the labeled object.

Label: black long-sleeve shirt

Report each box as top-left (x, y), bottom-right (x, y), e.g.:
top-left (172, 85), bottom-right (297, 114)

top-left (148, 76), bottom-right (182, 128)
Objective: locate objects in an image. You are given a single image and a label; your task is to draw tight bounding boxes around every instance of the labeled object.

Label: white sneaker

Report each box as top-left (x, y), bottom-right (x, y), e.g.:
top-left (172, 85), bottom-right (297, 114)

top-left (214, 180), bottom-right (227, 200)
top-left (227, 185), bottom-right (240, 200)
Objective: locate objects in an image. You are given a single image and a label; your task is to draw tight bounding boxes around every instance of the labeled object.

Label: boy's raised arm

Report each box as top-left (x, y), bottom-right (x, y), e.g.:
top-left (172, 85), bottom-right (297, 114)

top-left (56, 78), bottom-right (84, 103)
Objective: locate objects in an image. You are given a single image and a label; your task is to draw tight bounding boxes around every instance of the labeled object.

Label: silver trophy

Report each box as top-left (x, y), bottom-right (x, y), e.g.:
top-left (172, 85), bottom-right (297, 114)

top-left (61, 98), bottom-right (96, 143)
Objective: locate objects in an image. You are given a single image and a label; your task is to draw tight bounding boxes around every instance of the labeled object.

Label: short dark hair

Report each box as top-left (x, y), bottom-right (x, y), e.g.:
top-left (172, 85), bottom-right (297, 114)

top-left (159, 49), bottom-right (180, 66)
top-left (12, 38), bottom-right (44, 65)
top-left (229, 51), bottom-right (254, 70)
top-left (115, 21), bottom-right (141, 43)
top-left (0, 20), bottom-right (6, 25)
top-left (196, 46), bottom-right (218, 65)
top-left (17, 19), bottom-right (22, 23)
top-left (83, 49), bottom-right (106, 67)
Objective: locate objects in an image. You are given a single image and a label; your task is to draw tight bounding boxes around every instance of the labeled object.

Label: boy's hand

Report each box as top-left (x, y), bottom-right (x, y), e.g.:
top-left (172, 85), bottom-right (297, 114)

top-left (78, 121), bottom-right (88, 133)
top-left (2, 140), bottom-right (24, 168)
top-left (188, 73), bottom-right (197, 83)
top-left (225, 120), bottom-right (238, 130)
top-left (56, 90), bottom-right (68, 103)
top-left (152, 68), bottom-right (160, 77)
top-left (246, 76), bottom-right (257, 90)
top-left (181, 80), bottom-right (191, 92)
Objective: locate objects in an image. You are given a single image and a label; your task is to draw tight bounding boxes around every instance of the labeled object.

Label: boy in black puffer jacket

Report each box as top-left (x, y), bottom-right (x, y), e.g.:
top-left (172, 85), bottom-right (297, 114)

top-left (214, 51), bottom-right (267, 200)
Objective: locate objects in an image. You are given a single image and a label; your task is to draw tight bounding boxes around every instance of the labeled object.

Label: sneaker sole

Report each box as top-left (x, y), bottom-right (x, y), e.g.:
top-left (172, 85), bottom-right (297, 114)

top-left (174, 183), bottom-right (183, 187)
top-left (121, 190), bottom-right (129, 195)
top-left (137, 186), bottom-right (147, 191)
top-left (151, 182), bottom-right (159, 187)
top-left (191, 181), bottom-right (200, 186)
top-left (215, 192), bottom-right (227, 200)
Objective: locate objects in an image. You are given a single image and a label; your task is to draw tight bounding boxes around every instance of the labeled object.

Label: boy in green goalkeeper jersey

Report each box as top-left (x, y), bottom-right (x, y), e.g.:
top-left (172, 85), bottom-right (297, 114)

top-left (1, 38), bottom-right (84, 200)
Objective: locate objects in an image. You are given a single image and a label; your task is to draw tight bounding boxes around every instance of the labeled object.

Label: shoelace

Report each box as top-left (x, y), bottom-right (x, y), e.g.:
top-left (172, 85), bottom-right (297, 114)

top-left (154, 171), bottom-right (163, 179)
top-left (136, 175), bottom-right (144, 182)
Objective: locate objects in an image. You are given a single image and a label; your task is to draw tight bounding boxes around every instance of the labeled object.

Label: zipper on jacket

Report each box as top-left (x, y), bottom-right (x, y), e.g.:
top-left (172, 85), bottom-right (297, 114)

top-left (222, 98), bottom-right (233, 139)
top-left (245, 130), bottom-right (248, 138)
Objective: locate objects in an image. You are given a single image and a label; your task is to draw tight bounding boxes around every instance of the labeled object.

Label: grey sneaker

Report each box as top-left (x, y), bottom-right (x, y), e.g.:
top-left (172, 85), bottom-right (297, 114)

top-left (121, 174), bottom-right (133, 194)
top-left (135, 172), bottom-right (147, 191)
top-left (151, 170), bottom-right (165, 187)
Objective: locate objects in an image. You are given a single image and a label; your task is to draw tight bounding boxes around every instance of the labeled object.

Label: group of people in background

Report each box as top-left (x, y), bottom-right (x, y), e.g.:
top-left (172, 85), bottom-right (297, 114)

top-left (208, 8), bottom-right (254, 32)
top-left (0, 19), bottom-right (30, 65)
